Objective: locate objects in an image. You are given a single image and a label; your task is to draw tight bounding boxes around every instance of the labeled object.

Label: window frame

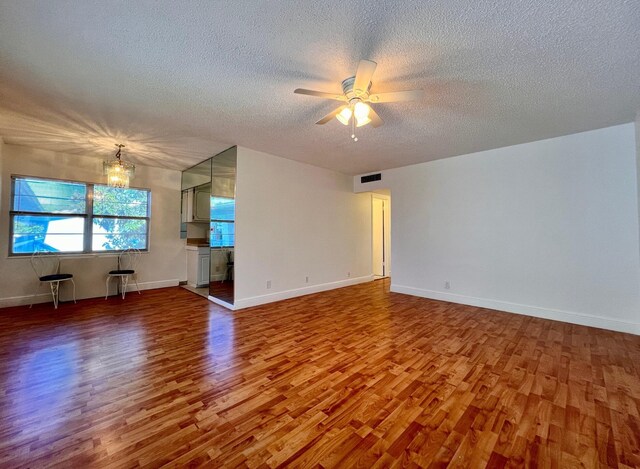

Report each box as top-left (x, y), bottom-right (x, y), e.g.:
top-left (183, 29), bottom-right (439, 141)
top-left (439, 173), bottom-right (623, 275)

top-left (9, 174), bottom-right (151, 257)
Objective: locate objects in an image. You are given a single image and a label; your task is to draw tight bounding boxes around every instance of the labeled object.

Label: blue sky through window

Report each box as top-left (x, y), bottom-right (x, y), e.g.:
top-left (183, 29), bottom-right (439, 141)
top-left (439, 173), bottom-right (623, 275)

top-left (210, 196), bottom-right (235, 248)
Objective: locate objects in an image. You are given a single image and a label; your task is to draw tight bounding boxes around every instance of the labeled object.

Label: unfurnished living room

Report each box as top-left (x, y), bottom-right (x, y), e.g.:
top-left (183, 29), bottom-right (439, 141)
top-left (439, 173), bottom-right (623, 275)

top-left (0, 1), bottom-right (639, 467)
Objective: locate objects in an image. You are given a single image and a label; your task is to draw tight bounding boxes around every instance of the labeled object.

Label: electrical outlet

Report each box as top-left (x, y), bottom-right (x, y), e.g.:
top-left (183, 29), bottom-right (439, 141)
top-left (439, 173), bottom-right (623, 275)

top-left (305, 276), bottom-right (309, 283)
top-left (266, 280), bottom-right (271, 289)
top-left (444, 281), bottom-right (451, 290)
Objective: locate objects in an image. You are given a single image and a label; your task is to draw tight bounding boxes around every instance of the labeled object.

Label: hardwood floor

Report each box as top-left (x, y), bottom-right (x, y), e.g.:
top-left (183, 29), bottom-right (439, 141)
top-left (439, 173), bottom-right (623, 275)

top-left (0, 279), bottom-right (639, 468)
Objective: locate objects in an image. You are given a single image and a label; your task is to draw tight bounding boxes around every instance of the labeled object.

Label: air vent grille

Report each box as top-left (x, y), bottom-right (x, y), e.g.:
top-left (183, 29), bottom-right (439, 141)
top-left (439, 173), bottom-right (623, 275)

top-left (361, 173), bottom-right (382, 183)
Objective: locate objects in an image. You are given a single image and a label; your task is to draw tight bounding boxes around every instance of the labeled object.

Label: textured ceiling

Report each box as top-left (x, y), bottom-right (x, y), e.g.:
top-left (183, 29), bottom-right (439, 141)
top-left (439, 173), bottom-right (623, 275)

top-left (0, 0), bottom-right (638, 174)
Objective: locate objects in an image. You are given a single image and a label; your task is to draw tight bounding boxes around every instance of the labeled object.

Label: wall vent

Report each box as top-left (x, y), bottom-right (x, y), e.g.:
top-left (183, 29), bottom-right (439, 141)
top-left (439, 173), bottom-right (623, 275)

top-left (361, 173), bottom-right (382, 183)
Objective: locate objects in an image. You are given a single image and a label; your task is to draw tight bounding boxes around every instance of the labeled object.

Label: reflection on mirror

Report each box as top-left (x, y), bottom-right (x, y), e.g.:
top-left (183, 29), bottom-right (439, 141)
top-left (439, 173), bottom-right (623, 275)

top-left (209, 147), bottom-right (237, 305)
top-left (181, 158), bottom-right (212, 191)
top-left (181, 158), bottom-right (212, 297)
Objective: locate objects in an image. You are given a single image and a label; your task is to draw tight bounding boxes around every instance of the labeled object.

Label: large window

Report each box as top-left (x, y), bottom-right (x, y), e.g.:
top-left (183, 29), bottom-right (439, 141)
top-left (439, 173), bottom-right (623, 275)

top-left (210, 196), bottom-right (235, 248)
top-left (10, 176), bottom-right (150, 255)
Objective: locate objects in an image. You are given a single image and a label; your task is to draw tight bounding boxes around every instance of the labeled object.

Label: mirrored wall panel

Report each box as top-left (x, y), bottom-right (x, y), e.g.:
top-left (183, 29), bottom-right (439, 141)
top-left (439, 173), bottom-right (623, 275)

top-left (209, 147), bottom-right (237, 304)
top-left (181, 158), bottom-right (212, 297)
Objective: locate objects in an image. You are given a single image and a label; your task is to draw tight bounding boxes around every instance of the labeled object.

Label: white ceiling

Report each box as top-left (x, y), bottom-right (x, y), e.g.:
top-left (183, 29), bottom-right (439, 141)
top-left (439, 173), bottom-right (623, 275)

top-left (0, 0), bottom-right (638, 174)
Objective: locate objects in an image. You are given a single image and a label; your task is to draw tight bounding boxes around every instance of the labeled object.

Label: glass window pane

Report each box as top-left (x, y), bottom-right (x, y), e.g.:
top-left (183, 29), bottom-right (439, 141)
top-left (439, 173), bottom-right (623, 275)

top-left (210, 221), bottom-right (234, 248)
top-left (93, 185), bottom-right (149, 217)
top-left (13, 178), bottom-right (86, 214)
top-left (12, 215), bottom-right (85, 254)
top-left (92, 218), bottom-right (148, 251)
top-left (210, 197), bottom-right (235, 221)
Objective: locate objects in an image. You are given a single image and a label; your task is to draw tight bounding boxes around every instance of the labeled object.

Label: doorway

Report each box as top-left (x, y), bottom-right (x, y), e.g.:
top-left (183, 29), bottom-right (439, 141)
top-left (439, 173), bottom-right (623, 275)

top-left (372, 192), bottom-right (390, 278)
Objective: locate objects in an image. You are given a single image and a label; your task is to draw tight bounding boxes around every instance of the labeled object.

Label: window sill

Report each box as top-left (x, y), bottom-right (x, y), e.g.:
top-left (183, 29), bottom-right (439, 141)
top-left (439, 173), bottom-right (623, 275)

top-left (7, 251), bottom-right (150, 259)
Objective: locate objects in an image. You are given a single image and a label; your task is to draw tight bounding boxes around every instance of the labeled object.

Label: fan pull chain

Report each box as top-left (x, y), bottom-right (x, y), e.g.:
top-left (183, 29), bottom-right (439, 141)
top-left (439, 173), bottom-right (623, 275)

top-left (351, 116), bottom-right (358, 142)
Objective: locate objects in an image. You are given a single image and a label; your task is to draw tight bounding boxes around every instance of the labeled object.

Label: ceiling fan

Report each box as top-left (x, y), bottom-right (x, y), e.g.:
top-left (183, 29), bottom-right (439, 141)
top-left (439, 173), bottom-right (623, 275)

top-left (294, 60), bottom-right (423, 141)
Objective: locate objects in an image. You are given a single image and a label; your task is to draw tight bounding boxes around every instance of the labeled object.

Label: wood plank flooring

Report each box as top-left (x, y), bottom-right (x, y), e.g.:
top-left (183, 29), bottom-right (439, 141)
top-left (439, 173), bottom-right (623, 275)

top-left (0, 279), bottom-right (639, 468)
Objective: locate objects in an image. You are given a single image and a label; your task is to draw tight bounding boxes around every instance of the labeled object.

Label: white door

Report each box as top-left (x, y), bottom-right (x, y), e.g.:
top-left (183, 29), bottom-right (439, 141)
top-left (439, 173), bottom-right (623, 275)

top-left (372, 198), bottom-right (385, 277)
top-left (198, 253), bottom-right (210, 287)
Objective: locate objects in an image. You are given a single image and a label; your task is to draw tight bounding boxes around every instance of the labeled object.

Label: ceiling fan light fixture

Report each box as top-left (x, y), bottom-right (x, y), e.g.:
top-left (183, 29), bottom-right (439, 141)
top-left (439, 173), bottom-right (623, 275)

top-left (356, 116), bottom-right (371, 127)
top-left (354, 101), bottom-right (370, 118)
top-left (336, 107), bottom-right (352, 125)
top-left (353, 101), bottom-right (371, 127)
top-left (295, 59), bottom-right (421, 137)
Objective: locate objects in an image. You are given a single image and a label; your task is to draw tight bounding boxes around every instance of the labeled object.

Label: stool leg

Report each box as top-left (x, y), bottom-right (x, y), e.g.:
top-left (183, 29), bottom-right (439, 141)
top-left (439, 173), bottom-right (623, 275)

top-left (121, 276), bottom-right (129, 299)
top-left (70, 279), bottom-right (76, 304)
top-left (50, 281), bottom-right (59, 309)
top-left (105, 276), bottom-right (111, 300)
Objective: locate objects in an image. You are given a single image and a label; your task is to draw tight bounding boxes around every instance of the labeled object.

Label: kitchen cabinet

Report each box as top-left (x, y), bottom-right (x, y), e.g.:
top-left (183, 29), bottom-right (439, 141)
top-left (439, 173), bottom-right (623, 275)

top-left (181, 183), bottom-right (210, 223)
top-left (186, 245), bottom-right (210, 287)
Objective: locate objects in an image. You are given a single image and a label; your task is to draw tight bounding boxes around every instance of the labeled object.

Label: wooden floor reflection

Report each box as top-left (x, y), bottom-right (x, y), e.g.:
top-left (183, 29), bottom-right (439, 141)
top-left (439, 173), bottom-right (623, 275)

top-left (0, 280), bottom-right (638, 467)
top-left (209, 280), bottom-right (234, 304)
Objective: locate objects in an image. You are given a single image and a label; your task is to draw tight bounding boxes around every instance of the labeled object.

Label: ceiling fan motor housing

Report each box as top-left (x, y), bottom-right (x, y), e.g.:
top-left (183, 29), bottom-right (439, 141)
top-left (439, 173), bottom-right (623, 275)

top-left (342, 76), bottom-right (371, 100)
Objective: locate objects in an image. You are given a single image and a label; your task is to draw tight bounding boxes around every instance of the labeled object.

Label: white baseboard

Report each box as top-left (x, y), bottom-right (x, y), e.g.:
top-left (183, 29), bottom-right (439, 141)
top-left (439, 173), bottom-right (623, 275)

top-left (208, 295), bottom-right (236, 310)
top-left (122, 279), bottom-right (180, 292)
top-left (0, 279), bottom-right (180, 308)
top-left (391, 284), bottom-right (640, 336)
top-left (234, 275), bottom-right (374, 310)
top-left (0, 292), bottom-right (53, 308)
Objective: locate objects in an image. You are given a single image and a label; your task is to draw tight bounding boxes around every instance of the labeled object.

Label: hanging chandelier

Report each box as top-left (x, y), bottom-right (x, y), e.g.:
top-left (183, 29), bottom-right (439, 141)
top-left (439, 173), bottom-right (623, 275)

top-left (103, 144), bottom-right (135, 188)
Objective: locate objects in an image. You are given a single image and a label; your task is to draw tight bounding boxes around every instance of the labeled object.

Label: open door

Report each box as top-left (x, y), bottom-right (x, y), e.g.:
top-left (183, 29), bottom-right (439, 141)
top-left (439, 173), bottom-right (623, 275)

top-left (372, 197), bottom-right (385, 277)
top-left (372, 193), bottom-right (390, 278)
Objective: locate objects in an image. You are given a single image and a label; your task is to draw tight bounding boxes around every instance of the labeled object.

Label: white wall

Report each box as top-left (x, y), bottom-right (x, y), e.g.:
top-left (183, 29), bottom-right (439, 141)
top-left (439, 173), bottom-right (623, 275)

top-left (0, 138), bottom-right (3, 214)
top-left (234, 147), bottom-right (372, 309)
top-left (357, 124), bottom-right (640, 335)
top-left (636, 112), bottom-right (640, 265)
top-left (0, 143), bottom-right (185, 306)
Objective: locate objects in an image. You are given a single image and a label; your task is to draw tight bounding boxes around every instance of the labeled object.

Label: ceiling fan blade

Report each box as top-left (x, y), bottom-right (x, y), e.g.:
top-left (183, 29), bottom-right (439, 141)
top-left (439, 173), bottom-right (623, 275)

top-left (316, 105), bottom-right (347, 125)
top-left (294, 88), bottom-right (346, 101)
top-left (353, 60), bottom-right (377, 94)
top-left (368, 106), bottom-right (384, 128)
top-left (368, 89), bottom-right (423, 103)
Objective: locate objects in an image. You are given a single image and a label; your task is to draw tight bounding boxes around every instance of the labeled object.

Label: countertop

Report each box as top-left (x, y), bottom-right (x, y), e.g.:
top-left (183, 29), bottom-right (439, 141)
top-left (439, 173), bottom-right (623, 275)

top-left (186, 244), bottom-right (210, 252)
